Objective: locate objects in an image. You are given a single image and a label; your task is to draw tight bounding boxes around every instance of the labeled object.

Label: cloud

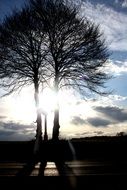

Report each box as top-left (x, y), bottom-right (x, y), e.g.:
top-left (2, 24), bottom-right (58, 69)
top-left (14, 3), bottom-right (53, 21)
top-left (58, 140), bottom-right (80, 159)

top-left (71, 116), bottom-right (86, 125)
top-left (95, 106), bottom-right (127, 122)
top-left (1, 121), bottom-right (34, 131)
top-left (108, 94), bottom-right (127, 101)
top-left (74, 131), bottom-right (91, 137)
top-left (87, 117), bottom-right (111, 127)
top-left (80, 1), bottom-right (127, 51)
top-left (106, 60), bottom-right (127, 75)
top-left (0, 121), bottom-right (35, 141)
top-left (0, 130), bottom-right (15, 137)
top-left (0, 115), bottom-right (7, 119)
top-left (93, 131), bottom-right (104, 135)
top-left (0, 129), bottom-right (34, 141)
top-left (72, 130), bottom-right (105, 138)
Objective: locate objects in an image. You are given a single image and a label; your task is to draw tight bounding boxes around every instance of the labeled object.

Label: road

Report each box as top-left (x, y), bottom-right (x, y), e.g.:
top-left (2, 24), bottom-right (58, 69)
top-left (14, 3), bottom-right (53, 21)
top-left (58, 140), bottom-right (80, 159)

top-left (0, 160), bottom-right (127, 176)
top-left (0, 159), bottom-right (127, 189)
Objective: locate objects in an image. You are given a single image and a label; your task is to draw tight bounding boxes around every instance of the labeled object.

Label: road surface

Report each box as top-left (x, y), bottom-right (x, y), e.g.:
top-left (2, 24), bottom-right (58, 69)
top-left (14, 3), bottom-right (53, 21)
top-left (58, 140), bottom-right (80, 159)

top-left (0, 159), bottom-right (127, 189)
top-left (0, 160), bottom-right (127, 176)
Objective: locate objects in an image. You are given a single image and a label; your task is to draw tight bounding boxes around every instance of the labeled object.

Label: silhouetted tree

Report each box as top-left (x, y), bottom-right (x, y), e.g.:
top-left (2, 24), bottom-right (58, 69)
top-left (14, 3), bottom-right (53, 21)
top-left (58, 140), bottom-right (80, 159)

top-left (0, 8), bottom-right (48, 153)
top-left (116, 132), bottom-right (126, 137)
top-left (0, 0), bottom-right (111, 142)
top-left (30, 0), bottom-right (110, 140)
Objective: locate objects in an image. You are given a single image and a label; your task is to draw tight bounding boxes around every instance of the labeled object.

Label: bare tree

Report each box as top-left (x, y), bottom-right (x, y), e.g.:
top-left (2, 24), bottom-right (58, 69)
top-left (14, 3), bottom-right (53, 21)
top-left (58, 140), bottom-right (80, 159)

top-left (30, 0), bottom-right (110, 140)
top-left (0, 8), bottom-right (48, 153)
top-left (0, 0), bottom-right (111, 142)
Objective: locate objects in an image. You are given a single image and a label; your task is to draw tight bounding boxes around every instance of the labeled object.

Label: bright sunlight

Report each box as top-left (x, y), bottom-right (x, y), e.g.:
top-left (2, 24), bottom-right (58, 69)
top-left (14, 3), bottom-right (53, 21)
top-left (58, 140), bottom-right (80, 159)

top-left (6, 88), bottom-right (77, 130)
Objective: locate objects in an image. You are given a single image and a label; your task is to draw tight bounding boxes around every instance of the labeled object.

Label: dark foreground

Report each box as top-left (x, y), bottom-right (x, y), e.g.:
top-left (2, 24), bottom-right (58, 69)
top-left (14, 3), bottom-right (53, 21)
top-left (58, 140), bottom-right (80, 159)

top-left (0, 136), bottom-right (127, 189)
top-left (0, 160), bottom-right (127, 190)
top-left (0, 160), bottom-right (126, 190)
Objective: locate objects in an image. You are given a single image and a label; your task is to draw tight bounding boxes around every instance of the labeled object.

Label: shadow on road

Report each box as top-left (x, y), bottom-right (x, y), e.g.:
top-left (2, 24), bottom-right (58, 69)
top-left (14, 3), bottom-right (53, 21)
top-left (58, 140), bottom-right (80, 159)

top-left (16, 140), bottom-right (75, 174)
top-left (16, 140), bottom-right (77, 189)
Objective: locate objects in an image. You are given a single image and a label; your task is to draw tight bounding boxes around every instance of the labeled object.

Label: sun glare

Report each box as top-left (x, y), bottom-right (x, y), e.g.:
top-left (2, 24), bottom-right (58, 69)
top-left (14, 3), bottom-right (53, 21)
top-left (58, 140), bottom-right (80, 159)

top-left (39, 89), bottom-right (57, 114)
top-left (7, 91), bottom-right (36, 124)
top-left (7, 88), bottom-right (69, 125)
top-left (6, 88), bottom-right (89, 136)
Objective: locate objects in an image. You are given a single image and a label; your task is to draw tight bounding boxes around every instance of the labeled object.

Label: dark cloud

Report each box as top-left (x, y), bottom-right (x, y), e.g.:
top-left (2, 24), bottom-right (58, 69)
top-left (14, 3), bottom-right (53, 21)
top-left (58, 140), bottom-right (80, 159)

top-left (72, 105), bottom-right (127, 128)
top-left (87, 117), bottom-right (111, 127)
top-left (0, 130), bottom-right (15, 137)
top-left (0, 121), bottom-right (35, 141)
top-left (1, 121), bottom-right (33, 131)
top-left (0, 129), bottom-right (34, 141)
top-left (74, 131), bottom-right (104, 137)
top-left (95, 106), bottom-right (127, 122)
top-left (71, 116), bottom-right (86, 125)
top-left (93, 131), bottom-right (104, 135)
top-left (0, 115), bottom-right (7, 119)
top-left (75, 131), bottom-right (90, 136)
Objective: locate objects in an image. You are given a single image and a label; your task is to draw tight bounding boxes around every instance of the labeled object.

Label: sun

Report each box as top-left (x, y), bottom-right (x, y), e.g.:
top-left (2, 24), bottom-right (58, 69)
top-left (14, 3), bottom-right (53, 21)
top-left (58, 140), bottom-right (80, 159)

top-left (39, 88), bottom-right (57, 114)
top-left (4, 87), bottom-right (96, 138)
top-left (6, 87), bottom-right (80, 136)
top-left (7, 88), bottom-right (58, 125)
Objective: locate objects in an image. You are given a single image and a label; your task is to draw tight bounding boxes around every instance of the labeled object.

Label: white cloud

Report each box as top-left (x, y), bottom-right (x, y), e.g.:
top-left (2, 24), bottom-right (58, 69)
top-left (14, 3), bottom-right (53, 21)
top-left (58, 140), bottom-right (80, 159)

top-left (105, 59), bottom-right (127, 75)
top-left (80, 1), bottom-right (127, 51)
top-left (108, 94), bottom-right (127, 101)
top-left (92, 94), bottom-right (127, 108)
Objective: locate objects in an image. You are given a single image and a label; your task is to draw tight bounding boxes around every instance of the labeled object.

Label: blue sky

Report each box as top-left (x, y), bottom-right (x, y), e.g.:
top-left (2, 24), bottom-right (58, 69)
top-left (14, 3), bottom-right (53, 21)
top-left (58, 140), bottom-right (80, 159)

top-left (0, 0), bottom-right (28, 22)
top-left (0, 0), bottom-right (127, 140)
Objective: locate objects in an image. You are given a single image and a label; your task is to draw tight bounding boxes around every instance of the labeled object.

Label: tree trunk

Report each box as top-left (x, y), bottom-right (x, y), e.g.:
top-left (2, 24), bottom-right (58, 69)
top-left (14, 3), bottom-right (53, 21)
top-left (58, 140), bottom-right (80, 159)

top-left (44, 114), bottom-right (48, 141)
top-left (52, 107), bottom-right (60, 140)
top-left (52, 76), bottom-right (60, 140)
top-left (33, 81), bottom-right (42, 154)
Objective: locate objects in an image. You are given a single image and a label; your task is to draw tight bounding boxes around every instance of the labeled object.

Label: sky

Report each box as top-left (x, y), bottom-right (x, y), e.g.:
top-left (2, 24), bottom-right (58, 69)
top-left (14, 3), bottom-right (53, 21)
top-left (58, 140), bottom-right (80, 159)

top-left (0, 0), bottom-right (127, 140)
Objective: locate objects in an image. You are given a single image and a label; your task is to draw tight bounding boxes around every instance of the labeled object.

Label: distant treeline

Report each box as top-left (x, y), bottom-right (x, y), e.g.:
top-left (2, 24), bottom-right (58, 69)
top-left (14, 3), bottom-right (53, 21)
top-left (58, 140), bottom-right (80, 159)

top-left (71, 134), bottom-right (127, 143)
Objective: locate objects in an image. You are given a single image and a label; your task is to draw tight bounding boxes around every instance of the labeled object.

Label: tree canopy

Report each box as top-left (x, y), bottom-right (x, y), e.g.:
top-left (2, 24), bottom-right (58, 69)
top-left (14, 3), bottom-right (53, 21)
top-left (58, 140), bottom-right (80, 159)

top-left (0, 0), bottom-right (111, 140)
top-left (29, 0), bottom-right (110, 139)
top-left (30, 0), bottom-right (110, 94)
top-left (0, 7), bottom-right (48, 97)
